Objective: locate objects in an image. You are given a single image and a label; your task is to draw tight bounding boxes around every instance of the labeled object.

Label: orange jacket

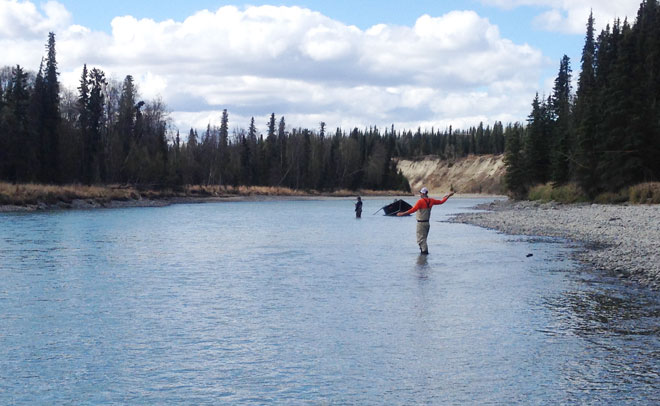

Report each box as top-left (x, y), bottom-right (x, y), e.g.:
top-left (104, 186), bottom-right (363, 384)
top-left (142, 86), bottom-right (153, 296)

top-left (402, 195), bottom-right (449, 215)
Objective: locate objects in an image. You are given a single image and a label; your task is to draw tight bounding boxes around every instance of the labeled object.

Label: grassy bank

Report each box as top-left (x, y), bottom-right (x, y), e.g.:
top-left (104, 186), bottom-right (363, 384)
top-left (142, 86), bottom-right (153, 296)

top-left (526, 182), bottom-right (660, 204)
top-left (0, 182), bottom-right (403, 208)
top-left (0, 183), bottom-right (140, 206)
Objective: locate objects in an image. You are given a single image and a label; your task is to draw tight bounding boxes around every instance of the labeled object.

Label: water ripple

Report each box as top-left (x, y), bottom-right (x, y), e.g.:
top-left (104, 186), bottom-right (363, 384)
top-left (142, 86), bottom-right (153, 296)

top-left (1, 198), bottom-right (658, 405)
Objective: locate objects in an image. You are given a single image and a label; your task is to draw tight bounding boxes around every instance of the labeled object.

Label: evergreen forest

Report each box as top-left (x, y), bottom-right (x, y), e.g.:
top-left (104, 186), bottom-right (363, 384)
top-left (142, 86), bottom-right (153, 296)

top-left (506, 1), bottom-right (660, 198)
top-left (2, 1), bottom-right (659, 198)
top-left (0, 34), bottom-right (505, 193)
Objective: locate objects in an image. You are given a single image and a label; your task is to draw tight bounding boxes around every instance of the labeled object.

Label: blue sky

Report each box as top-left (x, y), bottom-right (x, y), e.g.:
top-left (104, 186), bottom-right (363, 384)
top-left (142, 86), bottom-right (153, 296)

top-left (0, 0), bottom-right (643, 134)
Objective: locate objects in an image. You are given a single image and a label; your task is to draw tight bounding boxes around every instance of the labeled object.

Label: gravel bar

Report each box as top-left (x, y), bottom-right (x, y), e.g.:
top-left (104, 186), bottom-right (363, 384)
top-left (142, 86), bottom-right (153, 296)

top-left (450, 199), bottom-right (660, 289)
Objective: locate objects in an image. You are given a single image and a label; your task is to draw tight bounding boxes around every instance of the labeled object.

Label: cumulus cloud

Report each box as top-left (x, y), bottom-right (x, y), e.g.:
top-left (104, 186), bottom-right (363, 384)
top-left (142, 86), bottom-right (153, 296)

top-left (0, 0), bottom-right (72, 67)
top-left (1, 1), bottom-right (546, 134)
top-left (480, 0), bottom-right (642, 34)
top-left (0, 0), bottom-right (70, 39)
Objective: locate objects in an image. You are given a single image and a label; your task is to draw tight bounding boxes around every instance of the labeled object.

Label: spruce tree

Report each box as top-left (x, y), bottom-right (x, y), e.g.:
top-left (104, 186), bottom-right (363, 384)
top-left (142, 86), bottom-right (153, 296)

top-left (0, 81), bottom-right (5, 177)
top-left (278, 116), bottom-right (287, 185)
top-left (29, 62), bottom-right (45, 180)
top-left (186, 128), bottom-right (201, 184)
top-left (598, 20), bottom-right (645, 191)
top-left (550, 55), bottom-right (572, 184)
top-left (42, 32), bottom-right (61, 183)
top-left (117, 75), bottom-right (137, 169)
top-left (492, 121), bottom-right (505, 154)
top-left (87, 68), bottom-right (107, 183)
top-left (504, 124), bottom-right (527, 199)
top-left (239, 128), bottom-right (251, 185)
top-left (635, 0), bottom-right (660, 181)
top-left (524, 93), bottom-right (550, 184)
top-left (247, 117), bottom-right (258, 184)
top-left (265, 112), bottom-right (279, 185)
top-left (188, 128), bottom-right (197, 148)
top-left (591, 24), bottom-right (618, 192)
top-left (77, 65), bottom-right (90, 181)
top-left (218, 109), bottom-right (229, 185)
top-left (574, 11), bottom-right (601, 197)
top-left (5, 66), bottom-right (36, 181)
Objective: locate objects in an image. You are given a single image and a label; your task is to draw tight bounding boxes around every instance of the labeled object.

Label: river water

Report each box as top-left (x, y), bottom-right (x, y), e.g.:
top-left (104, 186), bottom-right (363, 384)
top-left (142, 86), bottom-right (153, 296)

top-left (0, 197), bottom-right (658, 405)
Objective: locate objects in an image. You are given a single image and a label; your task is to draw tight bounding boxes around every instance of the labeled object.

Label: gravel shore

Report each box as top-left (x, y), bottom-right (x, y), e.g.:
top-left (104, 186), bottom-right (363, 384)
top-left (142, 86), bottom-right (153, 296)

top-left (450, 199), bottom-right (660, 289)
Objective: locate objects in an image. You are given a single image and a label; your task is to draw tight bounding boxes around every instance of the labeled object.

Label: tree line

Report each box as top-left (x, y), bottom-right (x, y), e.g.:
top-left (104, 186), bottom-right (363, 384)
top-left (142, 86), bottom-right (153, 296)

top-left (0, 33), bottom-right (510, 193)
top-left (3, 3), bottom-right (658, 197)
top-left (505, 1), bottom-right (660, 198)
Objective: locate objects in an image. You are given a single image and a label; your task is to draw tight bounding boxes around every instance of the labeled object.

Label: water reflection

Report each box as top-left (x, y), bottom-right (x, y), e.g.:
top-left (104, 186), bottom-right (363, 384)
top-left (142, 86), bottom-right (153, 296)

top-left (545, 285), bottom-right (660, 337)
top-left (416, 254), bottom-right (428, 267)
top-left (414, 254), bottom-right (430, 280)
top-left (540, 281), bottom-right (660, 402)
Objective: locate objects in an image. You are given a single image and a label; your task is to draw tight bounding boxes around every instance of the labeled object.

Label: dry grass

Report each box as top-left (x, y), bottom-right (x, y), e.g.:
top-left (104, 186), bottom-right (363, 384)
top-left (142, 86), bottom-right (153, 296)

top-left (227, 185), bottom-right (310, 196)
top-left (628, 182), bottom-right (660, 204)
top-left (181, 185), bottom-right (402, 198)
top-left (0, 182), bottom-right (403, 207)
top-left (180, 185), bottom-right (314, 197)
top-left (527, 181), bottom-right (660, 204)
top-left (593, 190), bottom-right (629, 204)
top-left (527, 183), bottom-right (589, 204)
top-left (0, 182), bottom-right (139, 205)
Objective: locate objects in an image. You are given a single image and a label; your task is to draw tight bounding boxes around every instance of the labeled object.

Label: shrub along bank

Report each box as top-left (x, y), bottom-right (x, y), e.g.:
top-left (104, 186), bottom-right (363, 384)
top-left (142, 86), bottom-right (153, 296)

top-left (526, 182), bottom-right (660, 204)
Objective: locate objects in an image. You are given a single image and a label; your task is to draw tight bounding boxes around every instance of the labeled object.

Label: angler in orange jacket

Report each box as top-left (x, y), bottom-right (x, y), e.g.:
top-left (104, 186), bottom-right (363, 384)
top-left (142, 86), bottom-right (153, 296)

top-left (397, 187), bottom-right (455, 254)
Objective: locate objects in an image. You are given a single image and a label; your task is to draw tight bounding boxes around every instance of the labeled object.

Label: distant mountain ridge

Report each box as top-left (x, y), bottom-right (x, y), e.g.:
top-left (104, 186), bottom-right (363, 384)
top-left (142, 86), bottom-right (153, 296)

top-left (396, 154), bottom-right (506, 195)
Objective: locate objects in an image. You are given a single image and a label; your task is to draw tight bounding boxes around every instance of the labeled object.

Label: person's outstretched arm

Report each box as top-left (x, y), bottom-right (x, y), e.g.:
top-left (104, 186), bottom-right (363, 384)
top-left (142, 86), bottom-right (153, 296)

top-left (397, 199), bottom-right (423, 216)
top-left (431, 191), bottom-right (455, 205)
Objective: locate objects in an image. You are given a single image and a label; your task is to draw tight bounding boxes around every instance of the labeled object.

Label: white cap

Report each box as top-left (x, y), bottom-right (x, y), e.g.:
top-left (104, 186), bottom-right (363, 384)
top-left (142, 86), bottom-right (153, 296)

top-left (420, 187), bottom-right (428, 194)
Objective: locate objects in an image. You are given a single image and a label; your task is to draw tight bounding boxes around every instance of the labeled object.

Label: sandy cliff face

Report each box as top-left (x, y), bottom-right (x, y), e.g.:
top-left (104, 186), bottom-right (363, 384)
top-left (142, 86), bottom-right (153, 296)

top-left (396, 154), bottom-right (506, 195)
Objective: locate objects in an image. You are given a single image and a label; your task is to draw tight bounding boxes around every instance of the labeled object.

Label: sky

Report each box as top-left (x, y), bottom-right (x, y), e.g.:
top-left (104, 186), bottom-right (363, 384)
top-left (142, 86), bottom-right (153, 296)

top-left (0, 0), bottom-right (644, 136)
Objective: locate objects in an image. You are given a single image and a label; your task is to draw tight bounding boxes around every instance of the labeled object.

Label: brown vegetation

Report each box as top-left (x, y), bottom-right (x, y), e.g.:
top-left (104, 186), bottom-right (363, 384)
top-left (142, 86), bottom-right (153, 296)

top-left (628, 182), bottom-right (660, 204)
top-left (0, 182), bottom-right (139, 206)
top-left (526, 182), bottom-right (660, 204)
top-left (0, 182), bottom-right (400, 209)
top-left (527, 183), bottom-right (588, 203)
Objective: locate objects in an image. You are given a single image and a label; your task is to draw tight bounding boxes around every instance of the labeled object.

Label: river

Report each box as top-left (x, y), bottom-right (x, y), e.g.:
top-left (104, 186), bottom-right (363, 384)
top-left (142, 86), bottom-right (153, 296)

top-left (1, 197), bottom-right (658, 405)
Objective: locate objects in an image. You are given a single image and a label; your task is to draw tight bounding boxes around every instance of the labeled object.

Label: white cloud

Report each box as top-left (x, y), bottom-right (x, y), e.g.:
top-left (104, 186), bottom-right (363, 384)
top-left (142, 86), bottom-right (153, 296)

top-left (0, 0), bottom-right (70, 38)
top-left (1, 1), bottom-right (546, 134)
top-left (301, 24), bottom-right (359, 61)
top-left (480, 0), bottom-right (642, 34)
top-left (413, 12), bottom-right (494, 51)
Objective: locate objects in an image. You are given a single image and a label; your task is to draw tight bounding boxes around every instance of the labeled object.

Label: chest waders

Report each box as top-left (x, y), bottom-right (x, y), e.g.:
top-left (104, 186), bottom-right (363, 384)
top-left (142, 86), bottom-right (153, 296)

top-left (416, 198), bottom-right (431, 254)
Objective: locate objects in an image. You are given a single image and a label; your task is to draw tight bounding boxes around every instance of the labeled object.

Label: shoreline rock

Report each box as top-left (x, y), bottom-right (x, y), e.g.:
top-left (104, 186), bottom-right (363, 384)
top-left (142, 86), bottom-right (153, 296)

top-left (449, 199), bottom-right (660, 290)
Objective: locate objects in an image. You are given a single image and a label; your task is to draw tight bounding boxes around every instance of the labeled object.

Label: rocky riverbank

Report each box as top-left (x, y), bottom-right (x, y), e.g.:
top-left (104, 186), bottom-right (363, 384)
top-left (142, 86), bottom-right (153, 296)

top-left (450, 199), bottom-right (660, 289)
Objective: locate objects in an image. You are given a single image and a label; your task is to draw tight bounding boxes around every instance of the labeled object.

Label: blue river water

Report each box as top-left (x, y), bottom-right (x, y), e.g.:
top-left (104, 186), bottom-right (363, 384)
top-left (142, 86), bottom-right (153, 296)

top-left (0, 197), bottom-right (658, 405)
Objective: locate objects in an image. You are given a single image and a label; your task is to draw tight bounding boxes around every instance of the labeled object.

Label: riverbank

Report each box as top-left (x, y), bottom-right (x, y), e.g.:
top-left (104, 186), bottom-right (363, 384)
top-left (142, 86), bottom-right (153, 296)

top-left (450, 199), bottom-right (660, 289)
top-left (0, 182), bottom-right (405, 212)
